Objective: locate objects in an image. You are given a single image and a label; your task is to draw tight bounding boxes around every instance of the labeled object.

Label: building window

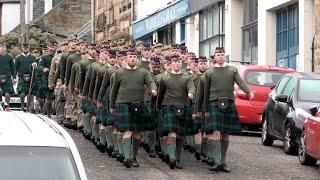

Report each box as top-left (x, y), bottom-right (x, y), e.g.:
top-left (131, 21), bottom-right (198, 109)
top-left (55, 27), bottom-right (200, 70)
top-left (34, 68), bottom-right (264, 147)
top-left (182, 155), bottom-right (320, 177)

top-left (199, 3), bottom-right (225, 58)
top-left (242, 0), bottom-right (258, 64)
top-left (276, 4), bottom-right (299, 69)
top-left (180, 20), bottom-right (186, 44)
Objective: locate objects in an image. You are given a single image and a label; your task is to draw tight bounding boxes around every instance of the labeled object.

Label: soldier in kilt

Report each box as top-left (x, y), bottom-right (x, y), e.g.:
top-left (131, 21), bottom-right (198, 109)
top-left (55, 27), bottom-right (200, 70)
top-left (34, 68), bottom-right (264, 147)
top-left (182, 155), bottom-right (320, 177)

top-left (97, 50), bottom-right (119, 157)
top-left (80, 43), bottom-right (98, 141)
top-left (156, 57), bottom-right (171, 163)
top-left (143, 56), bottom-right (162, 158)
top-left (41, 41), bottom-right (57, 118)
top-left (29, 49), bottom-right (43, 113)
top-left (156, 55), bottom-right (196, 169)
top-left (109, 49), bottom-right (157, 168)
top-left (15, 43), bottom-right (36, 111)
top-left (203, 47), bottom-right (253, 172)
top-left (190, 56), bottom-right (208, 161)
top-left (0, 42), bottom-right (17, 104)
top-left (92, 49), bottom-right (109, 152)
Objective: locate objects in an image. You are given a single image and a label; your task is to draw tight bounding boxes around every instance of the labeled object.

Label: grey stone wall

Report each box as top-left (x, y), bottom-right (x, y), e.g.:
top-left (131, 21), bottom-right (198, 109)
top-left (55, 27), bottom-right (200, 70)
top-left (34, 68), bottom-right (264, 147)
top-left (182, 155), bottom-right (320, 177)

top-left (33, 0), bottom-right (45, 19)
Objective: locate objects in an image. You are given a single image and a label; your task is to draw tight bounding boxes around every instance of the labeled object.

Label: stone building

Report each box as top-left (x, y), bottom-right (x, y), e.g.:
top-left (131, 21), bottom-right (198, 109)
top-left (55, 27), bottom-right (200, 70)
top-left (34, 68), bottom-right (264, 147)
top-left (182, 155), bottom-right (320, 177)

top-left (94, 0), bottom-right (137, 42)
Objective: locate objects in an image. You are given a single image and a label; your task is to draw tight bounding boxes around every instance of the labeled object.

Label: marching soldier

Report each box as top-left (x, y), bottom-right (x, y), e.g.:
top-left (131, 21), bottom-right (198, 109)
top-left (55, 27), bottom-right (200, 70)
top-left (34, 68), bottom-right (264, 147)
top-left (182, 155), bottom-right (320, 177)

top-left (156, 54), bottom-right (196, 169)
top-left (109, 49), bottom-right (157, 168)
top-left (203, 47), bottom-right (254, 172)
top-left (64, 41), bottom-right (83, 129)
top-left (39, 41), bottom-right (57, 118)
top-left (92, 49), bottom-right (109, 152)
top-left (144, 56), bottom-right (162, 158)
top-left (48, 42), bottom-right (68, 124)
top-left (0, 42), bottom-right (16, 105)
top-left (29, 48), bottom-right (43, 113)
top-left (81, 43), bottom-right (98, 141)
top-left (15, 43), bottom-right (36, 111)
top-left (97, 49), bottom-right (119, 156)
top-left (191, 56), bottom-right (208, 160)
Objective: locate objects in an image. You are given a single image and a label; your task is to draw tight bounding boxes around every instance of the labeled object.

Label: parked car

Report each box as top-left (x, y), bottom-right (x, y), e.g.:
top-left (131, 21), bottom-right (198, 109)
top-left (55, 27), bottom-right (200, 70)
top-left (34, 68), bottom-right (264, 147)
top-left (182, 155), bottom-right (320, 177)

top-left (298, 106), bottom-right (320, 172)
top-left (0, 111), bottom-right (87, 180)
top-left (232, 64), bottom-right (294, 130)
top-left (261, 72), bottom-right (320, 155)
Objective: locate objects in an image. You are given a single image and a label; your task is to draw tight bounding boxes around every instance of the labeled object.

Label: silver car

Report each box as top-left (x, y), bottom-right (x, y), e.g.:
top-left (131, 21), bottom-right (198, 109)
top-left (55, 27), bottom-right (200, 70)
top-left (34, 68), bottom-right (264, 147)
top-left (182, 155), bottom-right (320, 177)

top-left (0, 111), bottom-right (87, 180)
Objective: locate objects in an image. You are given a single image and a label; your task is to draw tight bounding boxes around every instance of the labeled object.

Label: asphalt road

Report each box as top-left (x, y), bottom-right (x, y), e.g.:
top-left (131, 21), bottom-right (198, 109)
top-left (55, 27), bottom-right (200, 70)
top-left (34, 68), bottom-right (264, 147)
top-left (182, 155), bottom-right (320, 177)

top-left (66, 129), bottom-right (319, 180)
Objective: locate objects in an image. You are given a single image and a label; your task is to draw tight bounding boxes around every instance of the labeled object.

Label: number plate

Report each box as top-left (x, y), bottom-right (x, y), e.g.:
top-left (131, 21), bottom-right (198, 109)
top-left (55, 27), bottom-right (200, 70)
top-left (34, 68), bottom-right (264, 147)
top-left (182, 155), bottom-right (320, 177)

top-left (10, 98), bottom-right (21, 104)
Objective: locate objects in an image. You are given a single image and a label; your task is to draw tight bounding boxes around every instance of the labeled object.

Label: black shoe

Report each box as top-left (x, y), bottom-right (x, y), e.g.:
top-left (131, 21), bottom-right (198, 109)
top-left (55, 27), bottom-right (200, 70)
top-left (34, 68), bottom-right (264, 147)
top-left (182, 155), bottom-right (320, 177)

top-left (189, 147), bottom-right (195, 153)
top-left (85, 133), bottom-right (92, 140)
top-left (157, 152), bottom-right (164, 160)
top-left (149, 150), bottom-right (156, 158)
top-left (63, 118), bottom-right (72, 128)
top-left (142, 143), bottom-right (150, 153)
top-left (169, 159), bottom-right (176, 169)
top-left (202, 156), bottom-right (208, 163)
top-left (183, 145), bottom-right (188, 151)
top-left (71, 121), bottom-right (78, 130)
top-left (131, 158), bottom-right (139, 168)
top-left (220, 164), bottom-right (231, 173)
top-left (98, 144), bottom-right (106, 153)
top-left (106, 147), bottom-right (113, 157)
top-left (78, 126), bottom-right (84, 132)
top-left (176, 160), bottom-right (183, 169)
top-left (163, 154), bottom-right (170, 164)
top-left (207, 158), bottom-right (214, 166)
top-left (123, 159), bottom-right (131, 168)
top-left (119, 155), bottom-right (125, 163)
top-left (195, 152), bottom-right (201, 160)
top-left (112, 151), bottom-right (118, 158)
top-left (209, 163), bottom-right (221, 172)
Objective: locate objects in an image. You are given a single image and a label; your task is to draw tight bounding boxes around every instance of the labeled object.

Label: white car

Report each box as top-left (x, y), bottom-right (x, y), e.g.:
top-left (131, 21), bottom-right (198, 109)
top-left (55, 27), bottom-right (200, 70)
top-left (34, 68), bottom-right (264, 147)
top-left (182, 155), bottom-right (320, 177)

top-left (0, 111), bottom-right (87, 180)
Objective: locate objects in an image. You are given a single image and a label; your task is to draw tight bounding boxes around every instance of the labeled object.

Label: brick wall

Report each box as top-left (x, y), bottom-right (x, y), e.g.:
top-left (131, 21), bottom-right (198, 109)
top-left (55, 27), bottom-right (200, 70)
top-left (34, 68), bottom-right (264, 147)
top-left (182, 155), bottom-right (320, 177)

top-left (33, 0), bottom-right (45, 19)
top-left (34, 0), bottom-right (91, 37)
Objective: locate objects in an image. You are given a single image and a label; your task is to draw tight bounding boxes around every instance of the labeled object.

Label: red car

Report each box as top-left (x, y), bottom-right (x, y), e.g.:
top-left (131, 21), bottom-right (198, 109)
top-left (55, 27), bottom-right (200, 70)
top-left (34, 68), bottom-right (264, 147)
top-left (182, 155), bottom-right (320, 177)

top-left (233, 65), bottom-right (295, 130)
top-left (299, 106), bottom-right (320, 171)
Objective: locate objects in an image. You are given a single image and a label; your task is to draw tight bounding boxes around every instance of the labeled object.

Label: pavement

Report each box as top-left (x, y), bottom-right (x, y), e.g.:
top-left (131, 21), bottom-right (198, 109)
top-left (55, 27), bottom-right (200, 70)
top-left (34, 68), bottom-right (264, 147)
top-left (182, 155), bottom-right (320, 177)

top-left (66, 129), bottom-right (320, 180)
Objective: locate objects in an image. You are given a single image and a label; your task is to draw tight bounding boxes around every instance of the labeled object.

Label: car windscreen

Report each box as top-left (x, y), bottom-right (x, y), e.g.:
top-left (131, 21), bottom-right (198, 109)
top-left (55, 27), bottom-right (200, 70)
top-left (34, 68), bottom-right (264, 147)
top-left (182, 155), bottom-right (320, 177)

top-left (0, 146), bottom-right (81, 180)
top-left (298, 79), bottom-right (320, 102)
top-left (245, 71), bottom-right (285, 87)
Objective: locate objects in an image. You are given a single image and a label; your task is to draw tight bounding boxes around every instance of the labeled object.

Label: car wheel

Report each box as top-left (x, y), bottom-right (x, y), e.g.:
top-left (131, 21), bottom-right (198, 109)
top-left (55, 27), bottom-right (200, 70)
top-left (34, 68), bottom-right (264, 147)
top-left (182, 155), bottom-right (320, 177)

top-left (262, 116), bottom-right (274, 146)
top-left (298, 130), bottom-right (317, 166)
top-left (283, 123), bottom-right (298, 155)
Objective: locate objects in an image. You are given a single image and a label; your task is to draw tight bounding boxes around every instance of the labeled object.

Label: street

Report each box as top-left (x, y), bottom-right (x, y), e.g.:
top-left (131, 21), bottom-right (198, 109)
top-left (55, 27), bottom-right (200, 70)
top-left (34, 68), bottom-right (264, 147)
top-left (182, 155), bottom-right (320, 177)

top-left (66, 129), bottom-right (319, 180)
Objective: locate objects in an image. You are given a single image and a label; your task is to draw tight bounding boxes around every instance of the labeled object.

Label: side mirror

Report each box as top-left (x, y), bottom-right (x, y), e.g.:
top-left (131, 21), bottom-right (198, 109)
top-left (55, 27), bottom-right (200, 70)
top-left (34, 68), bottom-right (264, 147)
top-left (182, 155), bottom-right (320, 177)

top-left (309, 106), bottom-right (319, 116)
top-left (275, 94), bottom-right (288, 103)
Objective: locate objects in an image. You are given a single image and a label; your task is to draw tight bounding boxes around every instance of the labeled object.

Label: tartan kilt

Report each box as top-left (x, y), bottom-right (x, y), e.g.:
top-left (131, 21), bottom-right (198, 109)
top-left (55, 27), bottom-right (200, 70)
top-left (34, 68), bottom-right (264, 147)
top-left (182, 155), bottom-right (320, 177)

top-left (156, 110), bottom-right (165, 137)
top-left (93, 105), bottom-right (102, 124)
top-left (162, 105), bottom-right (196, 136)
top-left (31, 77), bottom-right (42, 96)
top-left (116, 102), bottom-right (154, 132)
top-left (17, 78), bottom-right (30, 93)
top-left (205, 100), bottom-right (241, 134)
top-left (0, 79), bottom-right (14, 94)
top-left (100, 99), bottom-right (109, 125)
top-left (37, 76), bottom-right (50, 99)
top-left (193, 117), bottom-right (205, 132)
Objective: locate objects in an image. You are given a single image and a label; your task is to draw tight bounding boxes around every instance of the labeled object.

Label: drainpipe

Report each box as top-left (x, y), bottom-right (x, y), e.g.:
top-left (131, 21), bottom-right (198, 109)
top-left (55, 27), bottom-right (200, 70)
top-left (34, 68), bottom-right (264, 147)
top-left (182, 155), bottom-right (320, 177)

top-left (312, 36), bottom-right (315, 72)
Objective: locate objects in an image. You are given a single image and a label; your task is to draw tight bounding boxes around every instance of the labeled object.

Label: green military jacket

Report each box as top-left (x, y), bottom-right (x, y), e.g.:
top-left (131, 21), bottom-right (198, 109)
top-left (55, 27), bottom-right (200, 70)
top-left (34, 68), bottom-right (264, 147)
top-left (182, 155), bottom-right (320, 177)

top-left (0, 54), bottom-right (16, 79)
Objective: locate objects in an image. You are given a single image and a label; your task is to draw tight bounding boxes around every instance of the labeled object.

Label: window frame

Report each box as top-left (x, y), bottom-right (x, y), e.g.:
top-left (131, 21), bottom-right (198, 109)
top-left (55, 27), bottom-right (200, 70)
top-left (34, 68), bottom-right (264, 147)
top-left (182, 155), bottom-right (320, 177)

top-left (199, 3), bottom-right (225, 58)
top-left (276, 4), bottom-right (299, 69)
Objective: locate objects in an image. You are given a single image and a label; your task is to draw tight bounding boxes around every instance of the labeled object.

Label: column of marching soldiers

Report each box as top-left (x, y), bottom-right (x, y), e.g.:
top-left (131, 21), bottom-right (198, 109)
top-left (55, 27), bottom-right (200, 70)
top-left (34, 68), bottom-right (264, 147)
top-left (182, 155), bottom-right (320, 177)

top-left (0, 38), bottom-right (253, 172)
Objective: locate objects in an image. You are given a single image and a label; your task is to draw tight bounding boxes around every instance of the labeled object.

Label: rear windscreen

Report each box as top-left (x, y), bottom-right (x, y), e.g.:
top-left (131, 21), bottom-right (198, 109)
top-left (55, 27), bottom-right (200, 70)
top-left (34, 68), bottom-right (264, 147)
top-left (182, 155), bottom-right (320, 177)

top-left (245, 71), bottom-right (285, 87)
top-left (0, 146), bottom-right (80, 180)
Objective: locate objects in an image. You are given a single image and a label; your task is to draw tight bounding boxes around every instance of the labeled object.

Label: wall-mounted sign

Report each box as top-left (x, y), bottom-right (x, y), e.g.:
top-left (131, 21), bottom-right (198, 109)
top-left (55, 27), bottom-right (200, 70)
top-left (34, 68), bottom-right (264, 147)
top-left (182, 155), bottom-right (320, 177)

top-left (132, 0), bottom-right (190, 40)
